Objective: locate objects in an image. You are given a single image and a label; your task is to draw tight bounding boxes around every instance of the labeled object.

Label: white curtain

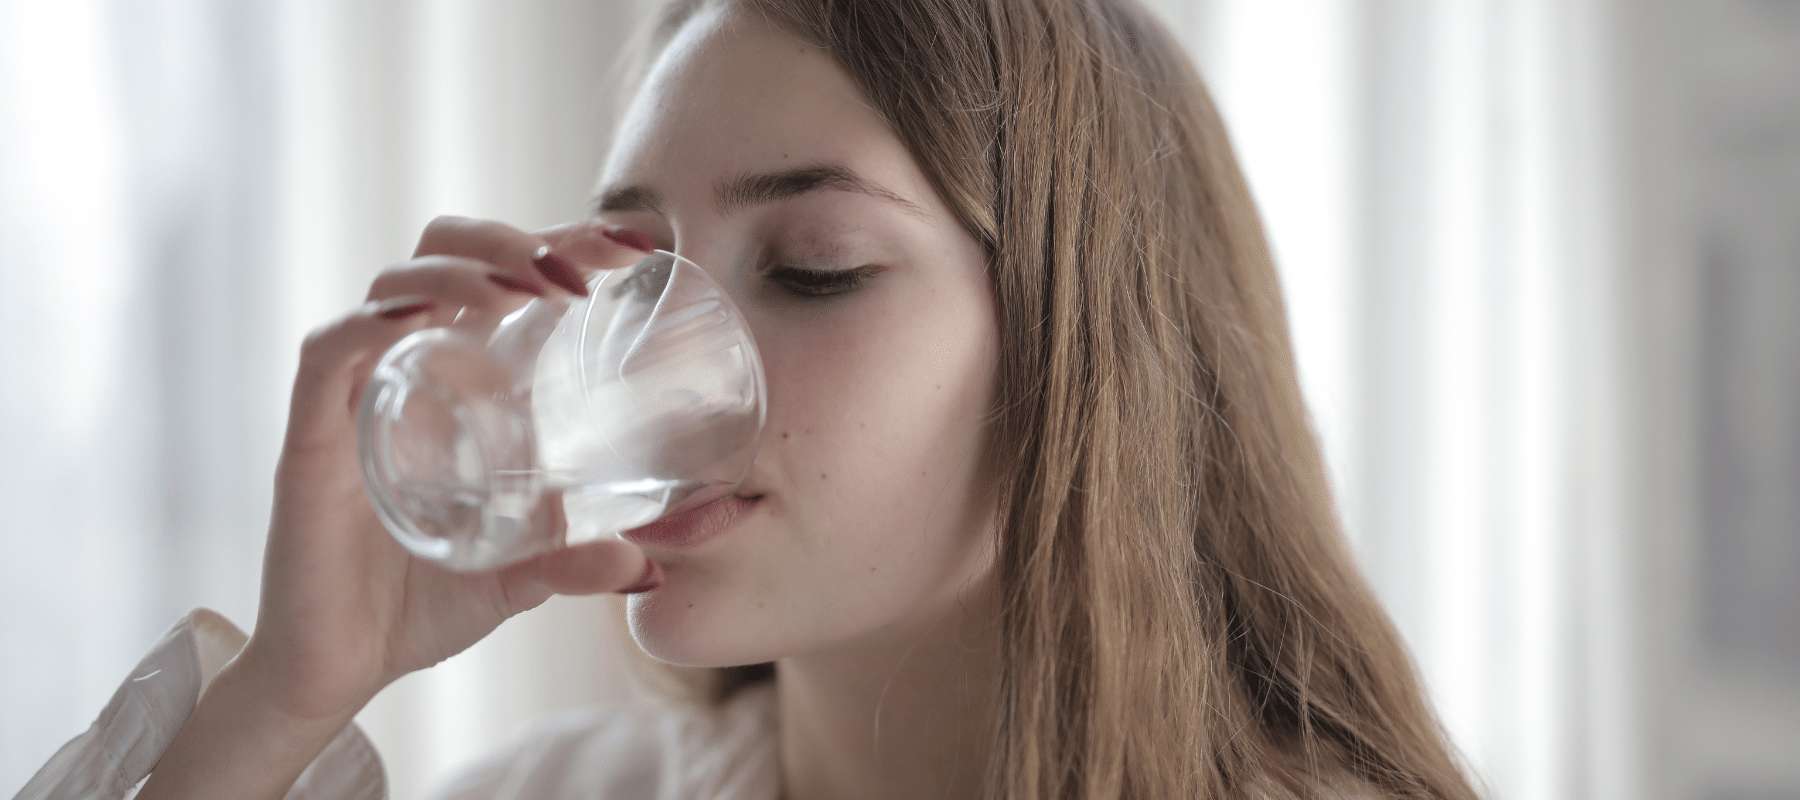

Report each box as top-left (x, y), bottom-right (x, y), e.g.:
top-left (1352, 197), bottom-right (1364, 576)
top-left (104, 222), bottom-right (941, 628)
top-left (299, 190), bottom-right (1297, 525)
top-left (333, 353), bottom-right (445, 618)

top-left (1163, 1), bottom-right (1630, 797)
top-left (1159, 0), bottom-right (1666, 796)
top-left (1155, 2), bottom-right (1800, 798)
top-left (1, 0), bottom-right (287, 786)
top-left (0, 2), bottom-right (650, 798)
top-left (5, 1), bottom-right (1796, 799)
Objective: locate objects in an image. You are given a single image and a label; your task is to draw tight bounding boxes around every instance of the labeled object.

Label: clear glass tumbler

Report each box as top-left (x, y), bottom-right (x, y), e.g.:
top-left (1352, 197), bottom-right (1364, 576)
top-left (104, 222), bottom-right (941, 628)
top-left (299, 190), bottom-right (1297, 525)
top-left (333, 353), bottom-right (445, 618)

top-left (356, 248), bottom-right (764, 571)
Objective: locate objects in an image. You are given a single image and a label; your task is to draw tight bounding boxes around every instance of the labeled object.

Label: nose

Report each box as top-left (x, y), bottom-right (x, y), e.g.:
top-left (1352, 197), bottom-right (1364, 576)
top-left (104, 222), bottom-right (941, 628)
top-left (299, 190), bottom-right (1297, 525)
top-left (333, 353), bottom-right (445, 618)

top-left (648, 218), bottom-right (779, 370)
top-left (662, 236), bottom-right (780, 430)
top-left (664, 232), bottom-right (759, 321)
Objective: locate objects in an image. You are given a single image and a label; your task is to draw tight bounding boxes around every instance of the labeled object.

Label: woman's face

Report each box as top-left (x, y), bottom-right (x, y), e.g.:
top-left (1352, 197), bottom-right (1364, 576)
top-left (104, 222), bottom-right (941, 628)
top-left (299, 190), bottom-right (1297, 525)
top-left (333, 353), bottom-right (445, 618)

top-left (596, 6), bottom-right (999, 667)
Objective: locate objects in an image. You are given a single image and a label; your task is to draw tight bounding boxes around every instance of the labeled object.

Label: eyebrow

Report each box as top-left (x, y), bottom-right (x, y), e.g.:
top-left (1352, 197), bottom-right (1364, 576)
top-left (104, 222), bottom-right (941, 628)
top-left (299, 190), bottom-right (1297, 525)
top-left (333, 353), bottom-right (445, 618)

top-left (593, 163), bottom-right (927, 219)
top-left (594, 185), bottom-right (664, 216)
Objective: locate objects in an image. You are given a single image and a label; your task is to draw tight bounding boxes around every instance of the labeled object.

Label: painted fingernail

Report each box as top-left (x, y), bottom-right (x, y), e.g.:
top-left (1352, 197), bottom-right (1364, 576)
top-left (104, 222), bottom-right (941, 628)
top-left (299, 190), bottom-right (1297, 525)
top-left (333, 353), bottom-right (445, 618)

top-left (620, 560), bottom-right (665, 594)
top-left (602, 227), bottom-right (658, 253)
top-left (376, 297), bottom-right (435, 320)
top-left (532, 246), bottom-right (589, 296)
top-left (487, 272), bottom-right (546, 296)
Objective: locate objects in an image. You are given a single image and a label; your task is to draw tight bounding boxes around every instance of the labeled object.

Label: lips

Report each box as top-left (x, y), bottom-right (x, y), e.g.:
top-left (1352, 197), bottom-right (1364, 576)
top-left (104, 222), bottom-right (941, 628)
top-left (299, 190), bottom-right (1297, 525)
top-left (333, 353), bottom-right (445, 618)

top-left (622, 494), bottom-right (760, 551)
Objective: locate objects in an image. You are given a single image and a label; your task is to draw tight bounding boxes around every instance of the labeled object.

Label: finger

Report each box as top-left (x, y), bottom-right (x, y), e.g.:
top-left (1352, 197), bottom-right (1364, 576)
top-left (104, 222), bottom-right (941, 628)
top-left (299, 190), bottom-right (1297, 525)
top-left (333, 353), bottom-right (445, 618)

top-left (367, 255), bottom-right (544, 318)
top-left (534, 220), bottom-right (658, 274)
top-left (502, 538), bottom-right (659, 601)
top-left (414, 215), bottom-right (545, 272)
top-left (285, 296), bottom-right (439, 450)
top-left (415, 215), bottom-right (591, 297)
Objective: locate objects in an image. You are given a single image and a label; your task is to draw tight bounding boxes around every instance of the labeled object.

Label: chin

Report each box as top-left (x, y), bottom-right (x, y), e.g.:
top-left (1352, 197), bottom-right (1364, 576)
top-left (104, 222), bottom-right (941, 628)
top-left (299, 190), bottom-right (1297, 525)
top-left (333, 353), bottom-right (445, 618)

top-left (624, 577), bottom-right (796, 668)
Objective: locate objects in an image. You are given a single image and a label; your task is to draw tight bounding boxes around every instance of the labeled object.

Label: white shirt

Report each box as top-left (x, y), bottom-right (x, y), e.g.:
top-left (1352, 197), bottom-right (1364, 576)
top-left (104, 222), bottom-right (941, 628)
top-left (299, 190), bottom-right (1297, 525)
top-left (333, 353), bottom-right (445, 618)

top-left (17, 610), bottom-right (781, 800)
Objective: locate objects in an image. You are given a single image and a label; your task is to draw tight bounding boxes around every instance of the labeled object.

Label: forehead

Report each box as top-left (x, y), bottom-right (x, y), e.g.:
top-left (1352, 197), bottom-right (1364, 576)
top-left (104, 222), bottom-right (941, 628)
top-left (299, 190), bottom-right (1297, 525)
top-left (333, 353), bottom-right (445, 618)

top-left (599, 6), bottom-right (910, 199)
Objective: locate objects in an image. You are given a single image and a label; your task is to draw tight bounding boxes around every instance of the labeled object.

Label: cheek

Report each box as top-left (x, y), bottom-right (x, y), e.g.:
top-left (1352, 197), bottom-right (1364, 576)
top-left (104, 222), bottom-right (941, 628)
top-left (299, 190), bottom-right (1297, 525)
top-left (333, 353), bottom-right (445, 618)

top-left (755, 292), bottom-right (997, 548)
top-left (628, 281), bottom-right (998, 666)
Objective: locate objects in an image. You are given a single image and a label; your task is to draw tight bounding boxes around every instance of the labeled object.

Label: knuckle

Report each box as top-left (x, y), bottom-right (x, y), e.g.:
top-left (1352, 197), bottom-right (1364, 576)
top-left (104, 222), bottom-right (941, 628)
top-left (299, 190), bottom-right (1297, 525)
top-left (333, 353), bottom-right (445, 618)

top-left (296, 310), bottom-right (377, 368)
top-left (423, 214), bottom-right (477, 237)
top-left (415, 215), bottom-right (473, 255)
top-left (300, 317), bottom-right (344, 352)
top-left (365, 267), bottom-right (404, 296)
top-left (296, 333), bottom-right (342, 377)
top-left (373, 259), bottom-right (414, 278)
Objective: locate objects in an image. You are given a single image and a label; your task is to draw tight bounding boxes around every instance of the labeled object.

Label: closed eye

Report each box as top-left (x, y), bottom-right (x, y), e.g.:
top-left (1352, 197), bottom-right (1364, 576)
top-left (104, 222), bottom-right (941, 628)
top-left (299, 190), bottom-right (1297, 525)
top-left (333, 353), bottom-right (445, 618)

top-left (768, 265), bottom-right (880, 297)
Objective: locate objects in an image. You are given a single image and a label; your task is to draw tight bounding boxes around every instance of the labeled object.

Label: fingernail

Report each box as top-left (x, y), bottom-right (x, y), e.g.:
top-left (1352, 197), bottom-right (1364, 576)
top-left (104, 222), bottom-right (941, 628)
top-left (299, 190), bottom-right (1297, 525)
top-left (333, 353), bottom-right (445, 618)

top-left (532, 246), bottom-right (589, 296)
top-left (487, 272), bottom-right (546, 296)
top-left (376, 297), bottom-right (435, 320)
top-left (602, 227), bottom-right (658, 253)
top-left (620, 560), bottom-right (665, 594)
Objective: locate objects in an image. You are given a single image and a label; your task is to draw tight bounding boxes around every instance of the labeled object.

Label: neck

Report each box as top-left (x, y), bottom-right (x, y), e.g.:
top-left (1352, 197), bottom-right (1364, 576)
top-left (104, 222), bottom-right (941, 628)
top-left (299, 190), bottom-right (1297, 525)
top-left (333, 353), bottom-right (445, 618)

top-left (775, 577), bottom-right (1001, 800)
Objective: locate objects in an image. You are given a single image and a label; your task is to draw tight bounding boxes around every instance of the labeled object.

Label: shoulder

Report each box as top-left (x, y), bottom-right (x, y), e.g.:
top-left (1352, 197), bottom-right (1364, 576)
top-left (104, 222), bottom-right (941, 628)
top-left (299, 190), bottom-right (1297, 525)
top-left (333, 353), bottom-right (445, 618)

top-left (430, 683), bottom-right (779, 800)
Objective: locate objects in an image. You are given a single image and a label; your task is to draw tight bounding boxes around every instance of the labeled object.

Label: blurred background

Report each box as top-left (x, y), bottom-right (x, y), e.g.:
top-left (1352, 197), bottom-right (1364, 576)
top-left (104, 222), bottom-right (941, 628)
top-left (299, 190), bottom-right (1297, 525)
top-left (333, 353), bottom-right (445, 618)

top-left (1, 0), bottom-right (1795, 798)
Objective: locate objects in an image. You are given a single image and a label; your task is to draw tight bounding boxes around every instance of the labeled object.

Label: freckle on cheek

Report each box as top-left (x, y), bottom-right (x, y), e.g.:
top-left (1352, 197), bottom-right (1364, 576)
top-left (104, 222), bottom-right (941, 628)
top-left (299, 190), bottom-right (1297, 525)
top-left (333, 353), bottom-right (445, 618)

top-left (782, 431), bottom-right (790, 440)
top-left (819, 472), bottom-right (827, 480)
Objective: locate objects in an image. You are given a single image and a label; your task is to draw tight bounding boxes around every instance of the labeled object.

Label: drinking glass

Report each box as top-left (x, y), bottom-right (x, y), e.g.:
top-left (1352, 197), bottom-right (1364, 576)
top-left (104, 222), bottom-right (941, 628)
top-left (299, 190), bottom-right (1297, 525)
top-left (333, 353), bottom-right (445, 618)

top-left (356, 245), bottom-right (764, 571)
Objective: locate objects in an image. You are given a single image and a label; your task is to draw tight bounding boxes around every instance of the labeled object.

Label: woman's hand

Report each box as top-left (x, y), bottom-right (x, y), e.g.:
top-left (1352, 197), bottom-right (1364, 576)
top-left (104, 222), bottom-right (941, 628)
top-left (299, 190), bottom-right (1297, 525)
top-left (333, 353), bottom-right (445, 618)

top-left (136, 216), bottom-right (657, 800)
top-left (245, 215), bottom-right (659, 720)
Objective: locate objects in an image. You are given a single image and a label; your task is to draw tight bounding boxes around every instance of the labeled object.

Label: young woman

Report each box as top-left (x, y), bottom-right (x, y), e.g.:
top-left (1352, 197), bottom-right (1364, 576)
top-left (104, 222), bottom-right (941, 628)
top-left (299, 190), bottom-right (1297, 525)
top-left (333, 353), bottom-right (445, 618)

top-left (41, 0), bottom-right (1482, 798)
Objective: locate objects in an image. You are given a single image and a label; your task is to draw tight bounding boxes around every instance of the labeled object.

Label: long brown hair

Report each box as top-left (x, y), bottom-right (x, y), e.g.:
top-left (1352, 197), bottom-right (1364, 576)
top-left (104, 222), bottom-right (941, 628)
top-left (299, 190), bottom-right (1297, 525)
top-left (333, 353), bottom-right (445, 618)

top-left (637, 1), bottom-right (1480, 797)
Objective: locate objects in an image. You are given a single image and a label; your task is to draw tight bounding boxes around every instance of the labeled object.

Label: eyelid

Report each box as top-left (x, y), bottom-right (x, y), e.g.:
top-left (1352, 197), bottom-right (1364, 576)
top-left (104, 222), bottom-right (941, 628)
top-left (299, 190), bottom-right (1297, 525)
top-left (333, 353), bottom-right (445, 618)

top-left (766, 262), bottom-right (881, 297)
top-left (765, 258), bottom-right (862, 273)
top-left (765, 259), bottom-right (882, 278)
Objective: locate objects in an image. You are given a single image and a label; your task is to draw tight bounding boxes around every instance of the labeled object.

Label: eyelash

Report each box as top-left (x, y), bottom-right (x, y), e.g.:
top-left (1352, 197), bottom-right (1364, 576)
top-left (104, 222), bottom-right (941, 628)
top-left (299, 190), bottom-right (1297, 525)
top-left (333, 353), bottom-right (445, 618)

top-left (767, 264), bottom-right (879, 297)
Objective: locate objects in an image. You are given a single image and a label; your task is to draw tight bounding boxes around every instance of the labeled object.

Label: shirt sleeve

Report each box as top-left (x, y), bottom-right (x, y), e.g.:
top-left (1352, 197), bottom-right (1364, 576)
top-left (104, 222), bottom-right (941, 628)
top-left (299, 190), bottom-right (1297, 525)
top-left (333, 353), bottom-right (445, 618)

top-left (14, 609), bottom-right (387, 800)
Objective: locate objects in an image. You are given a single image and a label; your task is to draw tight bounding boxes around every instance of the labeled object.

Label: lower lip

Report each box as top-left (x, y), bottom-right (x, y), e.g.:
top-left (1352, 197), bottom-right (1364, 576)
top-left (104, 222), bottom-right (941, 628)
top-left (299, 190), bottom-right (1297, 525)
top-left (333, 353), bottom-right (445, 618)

top-left (622, 495), bottom-right (759, 551)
